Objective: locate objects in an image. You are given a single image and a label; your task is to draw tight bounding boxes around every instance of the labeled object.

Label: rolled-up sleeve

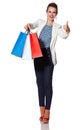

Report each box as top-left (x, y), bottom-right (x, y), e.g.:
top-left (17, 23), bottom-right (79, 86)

top-left (29, 19), bottom-right (42, 29)
top-left (57, 26), bottom-right (68, 39)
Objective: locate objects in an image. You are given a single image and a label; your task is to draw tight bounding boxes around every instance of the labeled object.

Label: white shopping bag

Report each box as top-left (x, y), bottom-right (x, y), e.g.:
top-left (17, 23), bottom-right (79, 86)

top-left (22, 34), bottom-right (32, 60)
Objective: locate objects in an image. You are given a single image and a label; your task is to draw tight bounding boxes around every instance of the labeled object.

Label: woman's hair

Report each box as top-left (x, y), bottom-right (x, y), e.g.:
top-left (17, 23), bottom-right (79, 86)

top-left (46, 2), bottom-right (58, 14)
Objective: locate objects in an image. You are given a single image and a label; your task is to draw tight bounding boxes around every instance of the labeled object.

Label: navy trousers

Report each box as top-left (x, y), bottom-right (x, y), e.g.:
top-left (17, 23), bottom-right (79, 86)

top-left (34, 48), bottom-right (54, 110)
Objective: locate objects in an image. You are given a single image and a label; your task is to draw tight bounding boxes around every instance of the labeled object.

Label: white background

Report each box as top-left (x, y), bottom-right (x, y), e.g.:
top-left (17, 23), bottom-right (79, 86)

top-left (0, 0), bottom-right (84, 130)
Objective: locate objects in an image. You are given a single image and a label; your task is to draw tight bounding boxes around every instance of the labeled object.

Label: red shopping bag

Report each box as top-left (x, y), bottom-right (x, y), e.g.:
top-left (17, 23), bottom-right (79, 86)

top-left (29, 33), bottom-right (43, 58)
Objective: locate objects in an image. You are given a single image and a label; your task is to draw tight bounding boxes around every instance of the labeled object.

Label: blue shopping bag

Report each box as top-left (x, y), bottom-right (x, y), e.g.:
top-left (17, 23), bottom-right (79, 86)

top-left (11, 32), bottom-right (27, 57)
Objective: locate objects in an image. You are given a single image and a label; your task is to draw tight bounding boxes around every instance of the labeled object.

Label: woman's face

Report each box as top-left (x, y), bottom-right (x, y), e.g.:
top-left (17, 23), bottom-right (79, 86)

top-left (46, 7), bottom-right (57, 21)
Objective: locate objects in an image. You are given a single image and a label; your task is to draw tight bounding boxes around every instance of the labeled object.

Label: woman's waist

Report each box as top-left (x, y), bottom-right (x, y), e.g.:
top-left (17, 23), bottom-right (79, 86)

top-left (41, 47), bottom-right (51, 57)
top-left (41, 47), bottom-right (50, 51)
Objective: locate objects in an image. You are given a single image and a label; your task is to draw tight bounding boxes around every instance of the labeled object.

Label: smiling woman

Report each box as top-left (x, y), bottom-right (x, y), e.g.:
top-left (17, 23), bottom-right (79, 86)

top-left (24, 2), bottom-right (70, 124)
top-left (0, 0), bottom-right (84, 130)
top-left (46, 2), bottom-right (58, 22)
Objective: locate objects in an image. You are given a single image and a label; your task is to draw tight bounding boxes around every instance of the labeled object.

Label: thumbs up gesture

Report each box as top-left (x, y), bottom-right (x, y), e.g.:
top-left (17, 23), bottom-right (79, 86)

top-left (63, 21), bottom-right (70, 34)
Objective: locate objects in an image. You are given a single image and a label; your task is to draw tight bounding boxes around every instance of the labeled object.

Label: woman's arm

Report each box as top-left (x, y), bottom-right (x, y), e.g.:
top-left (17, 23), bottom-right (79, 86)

top-left (57, 21), bottom-right (70, 39)
top-left (24, 19), bottom-right (42, 31)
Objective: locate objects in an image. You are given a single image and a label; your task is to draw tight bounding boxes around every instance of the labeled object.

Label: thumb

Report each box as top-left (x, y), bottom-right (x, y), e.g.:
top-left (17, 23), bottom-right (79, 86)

top-left (66, 21), bottom-right (68, 26)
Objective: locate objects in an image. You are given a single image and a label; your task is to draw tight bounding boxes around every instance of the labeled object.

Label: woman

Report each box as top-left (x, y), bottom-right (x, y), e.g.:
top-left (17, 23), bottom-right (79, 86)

top-left (24, 2), bottom-right (70, 123)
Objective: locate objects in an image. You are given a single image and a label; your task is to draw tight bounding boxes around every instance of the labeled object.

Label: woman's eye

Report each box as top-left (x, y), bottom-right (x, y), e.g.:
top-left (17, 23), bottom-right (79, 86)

top-left (52, 11), bottom-right (56, 14)
top-left (48, 11), bottom-right (51, 13)
top-left (48, 11), bottom-right (56, 14)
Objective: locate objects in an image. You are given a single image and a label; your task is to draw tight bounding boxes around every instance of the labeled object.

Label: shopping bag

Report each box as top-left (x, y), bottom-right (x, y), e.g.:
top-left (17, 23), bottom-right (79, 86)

top-left (11, 32), bottom-right (27, 57)
top-left (29, 33), bottom-right (43, 58)
top-left (22, 34), bottom-right (32, 60)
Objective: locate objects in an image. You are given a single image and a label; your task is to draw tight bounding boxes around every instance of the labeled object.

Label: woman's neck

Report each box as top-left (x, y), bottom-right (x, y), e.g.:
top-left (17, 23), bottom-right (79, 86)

top-left (46, 20), bottom-right (54, 26)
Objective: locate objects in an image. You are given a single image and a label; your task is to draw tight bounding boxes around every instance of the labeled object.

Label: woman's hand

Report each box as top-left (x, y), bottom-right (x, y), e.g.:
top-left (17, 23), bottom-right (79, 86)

top-left (63, 21), bottom-right (70, 34)
top-left (24, 24), bottom-right (31, 31)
